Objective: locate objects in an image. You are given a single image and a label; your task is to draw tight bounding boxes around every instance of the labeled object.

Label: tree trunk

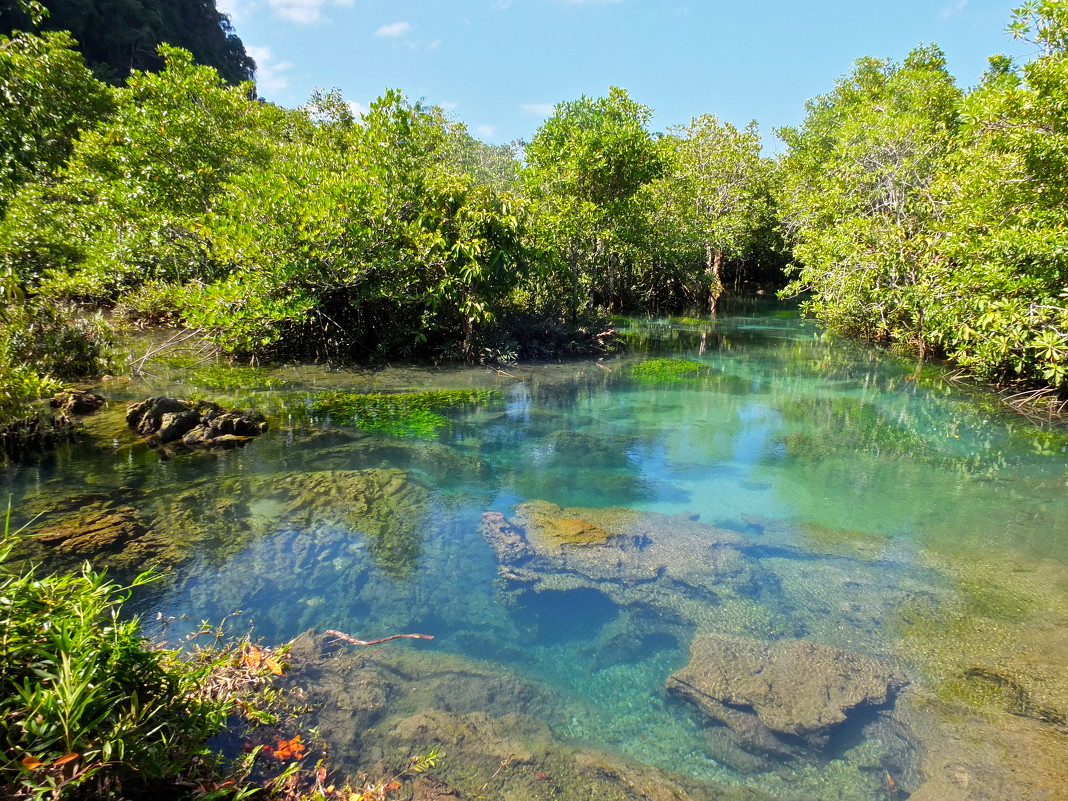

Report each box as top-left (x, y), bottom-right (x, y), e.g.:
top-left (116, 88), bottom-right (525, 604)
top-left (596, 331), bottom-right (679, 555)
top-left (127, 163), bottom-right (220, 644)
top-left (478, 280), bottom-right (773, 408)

top-left (707, 244), bottom-right (724, 317)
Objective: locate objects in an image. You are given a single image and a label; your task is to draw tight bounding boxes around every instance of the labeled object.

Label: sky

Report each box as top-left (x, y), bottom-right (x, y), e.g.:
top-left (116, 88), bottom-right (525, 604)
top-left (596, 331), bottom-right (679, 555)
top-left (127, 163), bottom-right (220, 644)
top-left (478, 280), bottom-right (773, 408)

top-left (217, 0), bottom-right (1035, 153)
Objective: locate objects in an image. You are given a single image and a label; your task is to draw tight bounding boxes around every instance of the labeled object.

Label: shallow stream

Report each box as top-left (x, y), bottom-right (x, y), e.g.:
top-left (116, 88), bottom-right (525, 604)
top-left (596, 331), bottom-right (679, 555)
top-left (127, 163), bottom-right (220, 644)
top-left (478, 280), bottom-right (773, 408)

top-left (6, 302), bottom-right (1068, 800)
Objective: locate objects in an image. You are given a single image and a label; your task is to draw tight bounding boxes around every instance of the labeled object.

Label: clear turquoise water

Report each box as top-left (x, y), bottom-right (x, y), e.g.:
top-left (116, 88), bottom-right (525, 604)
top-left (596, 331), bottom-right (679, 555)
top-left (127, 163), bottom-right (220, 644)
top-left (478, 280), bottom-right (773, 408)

top-left (7, 302), bottom-right (1068, 798)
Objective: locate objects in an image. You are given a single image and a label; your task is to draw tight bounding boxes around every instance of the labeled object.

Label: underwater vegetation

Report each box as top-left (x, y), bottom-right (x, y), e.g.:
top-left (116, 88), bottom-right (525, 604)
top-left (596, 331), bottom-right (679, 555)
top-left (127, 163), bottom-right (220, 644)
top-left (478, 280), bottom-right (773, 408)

top-left (628, 358), bottom-right (716, 384)
top-left (312, 389), bottom-right (502, 439)
top-left (180, 365), bottom-right (288, 392)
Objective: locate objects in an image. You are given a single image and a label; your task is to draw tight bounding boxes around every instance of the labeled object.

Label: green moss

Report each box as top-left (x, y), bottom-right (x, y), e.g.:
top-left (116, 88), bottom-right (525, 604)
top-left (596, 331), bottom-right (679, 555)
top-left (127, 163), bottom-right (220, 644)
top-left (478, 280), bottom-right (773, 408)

top-left (628, 358), bottom-right (715, 384)
top-left (313, 389), bottom-right (502, 440)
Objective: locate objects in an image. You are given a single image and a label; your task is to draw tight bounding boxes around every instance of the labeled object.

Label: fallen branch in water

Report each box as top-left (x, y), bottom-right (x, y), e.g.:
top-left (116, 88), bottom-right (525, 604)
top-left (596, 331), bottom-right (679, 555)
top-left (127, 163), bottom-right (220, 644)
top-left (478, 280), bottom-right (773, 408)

top-left (324, 629), bottom-right (434, 647)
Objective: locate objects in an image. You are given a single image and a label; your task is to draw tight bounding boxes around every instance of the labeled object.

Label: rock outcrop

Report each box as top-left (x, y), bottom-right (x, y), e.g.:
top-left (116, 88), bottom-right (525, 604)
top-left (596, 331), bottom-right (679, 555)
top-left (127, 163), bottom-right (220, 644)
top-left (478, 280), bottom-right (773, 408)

top-left (666, 633), bottom-right (906, 768)
top-left (126, 396), bottom-right (268, 456)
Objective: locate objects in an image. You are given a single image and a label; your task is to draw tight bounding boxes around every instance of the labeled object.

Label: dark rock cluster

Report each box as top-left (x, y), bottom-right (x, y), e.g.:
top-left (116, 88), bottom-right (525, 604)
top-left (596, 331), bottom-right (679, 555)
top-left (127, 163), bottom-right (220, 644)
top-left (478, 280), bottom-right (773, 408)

top-left (126, 396), bottom-right (268, 456)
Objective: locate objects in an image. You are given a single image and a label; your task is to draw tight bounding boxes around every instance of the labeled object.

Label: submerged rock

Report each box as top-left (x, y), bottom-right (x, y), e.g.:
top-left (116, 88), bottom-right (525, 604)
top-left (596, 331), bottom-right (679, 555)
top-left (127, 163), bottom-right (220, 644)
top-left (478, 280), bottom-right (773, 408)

top-left (279, 630), bottom-right (771, 801)
top-left (666, 633), bottom-right (906, 766)
top-left (126, 396), bottom-right (267, 456)
top-left (33, 499), bottom-right (168, 570)
top-left (481, 502), bottom-right (778, 635)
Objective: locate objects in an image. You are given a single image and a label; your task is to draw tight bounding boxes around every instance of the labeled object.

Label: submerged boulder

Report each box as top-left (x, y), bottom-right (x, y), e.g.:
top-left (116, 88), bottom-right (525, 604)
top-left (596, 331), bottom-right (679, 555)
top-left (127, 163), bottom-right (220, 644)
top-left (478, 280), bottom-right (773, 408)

top-left (278, 630), bottom-right (768, 801)
top-left (667, 633), bottom-right (906, 764)
top-left (33, 499), bottom-right (168, 570)
top-left (126, 396), bottom-right (267, 456)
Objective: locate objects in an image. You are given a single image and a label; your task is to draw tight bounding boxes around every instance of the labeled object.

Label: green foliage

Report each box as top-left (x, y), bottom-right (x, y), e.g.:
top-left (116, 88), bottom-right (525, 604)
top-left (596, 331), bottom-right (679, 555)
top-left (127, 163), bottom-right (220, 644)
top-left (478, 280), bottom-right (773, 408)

top-left (0, 298), bottom-right (114, 380)
top-left (312, 389), bottom-right (501, 439)
top-left (0, 364), bottom-right (62, 423)
top-left (639, 116), bottom-right (779, 312)
top-left (777, 4), bottom-right (1068, 395)
top-left (923, 1), bottom-right (1068, 388)
top-left (0, 44), bottom-right (275, 299)
top-left (0, 31), bottom-right (113, 213)
top-left (522, 87), bottom-right (664, 316)
top-left (777, 45), bottom-right (961, 350)
top-left (0, 505), bottom-right (233, 799)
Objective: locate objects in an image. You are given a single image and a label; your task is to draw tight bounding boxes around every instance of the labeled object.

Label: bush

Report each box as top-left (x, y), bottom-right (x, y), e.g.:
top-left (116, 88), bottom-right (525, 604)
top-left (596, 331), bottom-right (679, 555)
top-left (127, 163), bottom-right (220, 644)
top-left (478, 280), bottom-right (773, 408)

top-left (0, 299), bottom-right (114, 380)
top-left (0, 505), bottom-right (238, 799)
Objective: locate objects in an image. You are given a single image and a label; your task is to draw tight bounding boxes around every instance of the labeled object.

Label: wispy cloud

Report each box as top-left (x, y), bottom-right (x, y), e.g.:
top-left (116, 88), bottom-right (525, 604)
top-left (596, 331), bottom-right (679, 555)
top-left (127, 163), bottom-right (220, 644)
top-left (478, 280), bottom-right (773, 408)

top-left (347, 100), bottom-right (369, 118)
top-left (520, 102), bottom-right (555, 117)
top-left (216, 0), bottom-right (252, 22)
top-left (265, 0), bottom-right (353, 25)
top-left (491, 0), bottom-right (513, 9)
top-left (248, 46), bottom-right (293, 94)
top-left (404, 37), bottom-right (442, 51)
top-left (439, 101), bottom-right (460, 111)
top-left (375, 21), bottom-right (412, 37)
top-left (939, 0), bottom-right (968, 19)
top-left (476, 125), bottom-right (498, 139)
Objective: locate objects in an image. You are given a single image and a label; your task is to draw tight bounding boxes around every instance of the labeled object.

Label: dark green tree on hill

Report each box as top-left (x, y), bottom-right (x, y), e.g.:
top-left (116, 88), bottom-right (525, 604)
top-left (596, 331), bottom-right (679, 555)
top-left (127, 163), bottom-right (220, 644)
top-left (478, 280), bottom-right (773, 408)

top-left (0, 0), bottom-right (254, 85)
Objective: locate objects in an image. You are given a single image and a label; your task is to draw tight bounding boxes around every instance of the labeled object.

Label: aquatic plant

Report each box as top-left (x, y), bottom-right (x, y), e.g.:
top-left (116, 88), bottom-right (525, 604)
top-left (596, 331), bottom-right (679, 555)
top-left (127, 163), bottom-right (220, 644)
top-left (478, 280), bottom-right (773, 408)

top-left (184, 364), bottom-right (287, 392)
top-left (313, 389), bottom-right (501, 440)
top-left (628, 358), bottom-right (715, 384)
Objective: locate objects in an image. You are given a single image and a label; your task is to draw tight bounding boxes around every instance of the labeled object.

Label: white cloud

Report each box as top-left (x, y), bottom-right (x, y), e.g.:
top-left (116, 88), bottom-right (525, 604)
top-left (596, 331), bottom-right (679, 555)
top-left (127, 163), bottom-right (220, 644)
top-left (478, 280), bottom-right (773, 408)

top-left (265, 0), bottom-right (353, 25)
top-left (939, 0), bottom-right (968, 19)
top-left (439, 101), bottom-right (460, 111)
top-left (216, 0), bottom-right (253, 22)
top-left (248, 46), bottom-right (293, 95)
top-left (520, 102), bottom-right (555, 117)
top-left (375, 21), bottom-right (412, 37)
top-left (347, 100), bottom-right (370, 118)
top-left (476, 125), bottom-right (498, 139)
top-left (491, 0), bottom-right (513, 9)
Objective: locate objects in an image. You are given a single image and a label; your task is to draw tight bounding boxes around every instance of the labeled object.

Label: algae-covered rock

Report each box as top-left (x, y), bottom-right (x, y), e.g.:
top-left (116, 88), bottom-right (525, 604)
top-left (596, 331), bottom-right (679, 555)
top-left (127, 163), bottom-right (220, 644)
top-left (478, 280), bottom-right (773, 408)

top-left (33, 499), bottom-right (168, 571)
top-left (483, 502), bottom-right (768, 600)
top-left (480, 503), bottom-right (782, 668)
top-left (667, 634), bottom-right (906, 755)
top-left (254, 469), bottom-right (430, 578)
top-left (894, 691), bottom-right (1068, 801)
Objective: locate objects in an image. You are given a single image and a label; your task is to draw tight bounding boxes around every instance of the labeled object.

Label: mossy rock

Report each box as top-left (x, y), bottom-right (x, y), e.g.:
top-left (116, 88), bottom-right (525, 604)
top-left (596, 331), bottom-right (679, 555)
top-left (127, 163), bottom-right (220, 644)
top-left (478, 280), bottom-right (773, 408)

top-left (31, 499), bottom-right (169, 571)
top-left (515, 500), bottom-right (618, 549)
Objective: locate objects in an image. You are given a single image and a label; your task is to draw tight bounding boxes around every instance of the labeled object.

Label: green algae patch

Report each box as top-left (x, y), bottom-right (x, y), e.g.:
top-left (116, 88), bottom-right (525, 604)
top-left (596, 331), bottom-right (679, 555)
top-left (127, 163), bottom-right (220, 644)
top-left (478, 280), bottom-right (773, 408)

top-left (515, 500), bottom-right (620, 550)
top-left (628, 358), bottom-right (715, 384)
top-left (183, 365), bottom-right (287, 392)
top-left (313, 389), bottom-right (502, 439)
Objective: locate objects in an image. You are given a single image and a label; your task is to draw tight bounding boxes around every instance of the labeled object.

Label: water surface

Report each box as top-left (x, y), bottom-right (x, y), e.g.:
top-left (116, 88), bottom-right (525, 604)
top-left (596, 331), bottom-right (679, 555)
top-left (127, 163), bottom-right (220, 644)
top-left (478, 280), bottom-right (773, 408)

top-left (7, 303), bottom-right (1068, 800)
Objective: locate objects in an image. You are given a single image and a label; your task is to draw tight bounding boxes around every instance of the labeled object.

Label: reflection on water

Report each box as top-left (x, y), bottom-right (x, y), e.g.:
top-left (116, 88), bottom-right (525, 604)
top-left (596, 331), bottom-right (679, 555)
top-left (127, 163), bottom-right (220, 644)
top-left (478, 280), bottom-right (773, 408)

top-left (6, 302), bottom-right (1068, 800)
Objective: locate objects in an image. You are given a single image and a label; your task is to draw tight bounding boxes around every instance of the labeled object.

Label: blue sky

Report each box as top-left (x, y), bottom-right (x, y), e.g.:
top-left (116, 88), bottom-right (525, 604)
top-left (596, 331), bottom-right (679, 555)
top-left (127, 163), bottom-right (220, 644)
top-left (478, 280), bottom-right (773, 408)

top-left (218, 0), bottom-right (1033, 152)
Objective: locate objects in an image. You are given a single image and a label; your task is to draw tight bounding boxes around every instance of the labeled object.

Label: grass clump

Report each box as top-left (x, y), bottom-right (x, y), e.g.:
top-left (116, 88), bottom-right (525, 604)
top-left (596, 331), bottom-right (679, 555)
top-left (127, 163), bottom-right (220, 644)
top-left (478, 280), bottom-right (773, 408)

top-left (628, 358), bottom-right (714, 384)
top-left (313, 389), bottom-right (501, 440)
